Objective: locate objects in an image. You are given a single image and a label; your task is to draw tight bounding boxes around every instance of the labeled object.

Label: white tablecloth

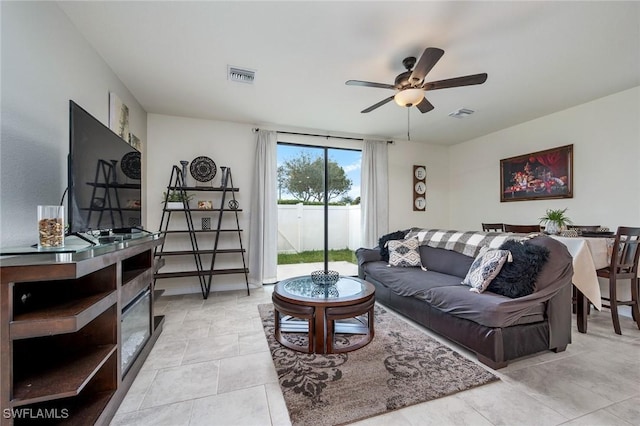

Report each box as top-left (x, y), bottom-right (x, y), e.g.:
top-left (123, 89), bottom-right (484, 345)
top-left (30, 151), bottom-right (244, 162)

top-left (551, 236), bottom-right (612, 310)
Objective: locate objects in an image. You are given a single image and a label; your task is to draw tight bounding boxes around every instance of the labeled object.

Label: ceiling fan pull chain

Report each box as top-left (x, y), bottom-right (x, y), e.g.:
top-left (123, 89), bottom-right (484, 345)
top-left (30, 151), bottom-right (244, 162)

top-left (407, 107), bottom-right (411, 141)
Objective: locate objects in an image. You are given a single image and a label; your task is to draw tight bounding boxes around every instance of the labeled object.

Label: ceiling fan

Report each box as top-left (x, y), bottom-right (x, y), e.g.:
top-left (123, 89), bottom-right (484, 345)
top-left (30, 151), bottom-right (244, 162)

top-left (346, 47), bottom-right (487, 114)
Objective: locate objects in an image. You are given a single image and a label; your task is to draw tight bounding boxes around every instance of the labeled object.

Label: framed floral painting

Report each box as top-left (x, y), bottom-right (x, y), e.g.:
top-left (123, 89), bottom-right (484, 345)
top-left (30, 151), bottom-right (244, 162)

top-left (500, 144), bottom-right (573, 202)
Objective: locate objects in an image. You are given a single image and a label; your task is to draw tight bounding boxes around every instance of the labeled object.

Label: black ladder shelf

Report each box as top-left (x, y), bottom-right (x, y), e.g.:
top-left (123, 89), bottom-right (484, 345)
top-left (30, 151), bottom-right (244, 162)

top-left (86, 159), bottom-right (124, 229)
top-left (154, 165), bottom-right (250, 299)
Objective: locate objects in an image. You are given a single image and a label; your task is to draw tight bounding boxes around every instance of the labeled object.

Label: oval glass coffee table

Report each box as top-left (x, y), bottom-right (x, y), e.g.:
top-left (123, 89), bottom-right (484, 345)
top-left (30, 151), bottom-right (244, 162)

top-left (272, 275), bottom-right (375, 354)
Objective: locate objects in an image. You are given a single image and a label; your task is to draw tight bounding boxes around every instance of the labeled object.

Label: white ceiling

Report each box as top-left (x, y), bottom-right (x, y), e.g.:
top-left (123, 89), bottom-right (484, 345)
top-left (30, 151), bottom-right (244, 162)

top-left (58, 1), bottom-right (640, 145)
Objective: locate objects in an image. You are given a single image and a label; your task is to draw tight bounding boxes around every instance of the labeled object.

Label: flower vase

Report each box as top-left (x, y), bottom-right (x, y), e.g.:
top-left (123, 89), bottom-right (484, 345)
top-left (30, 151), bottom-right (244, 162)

top-left (110, 160), bottom-right (118, 184)
top-left (220, 166), bottom-right (227, 188)
top-left (180, 160), bottom-right (189, 187)
top-left (545, 222), bottom-right (561, 235)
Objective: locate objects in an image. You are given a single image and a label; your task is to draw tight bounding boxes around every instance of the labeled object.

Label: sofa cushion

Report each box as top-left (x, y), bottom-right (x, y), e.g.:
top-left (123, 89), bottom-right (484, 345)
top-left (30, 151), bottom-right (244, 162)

top-left (388, 237), bottom-right (422, 267)
top-left (462, 247), bottom-right (511, 293)
top-left (363, 261), bottom-right (461, 298)
top-left (422, 285), bottom-right (546, 328)
top-left (378, 230), bottom-right (408, 261)
top-left (487, 240), bottom-right (550, 298)
top-left (419, 245), bottom-right (474, 278)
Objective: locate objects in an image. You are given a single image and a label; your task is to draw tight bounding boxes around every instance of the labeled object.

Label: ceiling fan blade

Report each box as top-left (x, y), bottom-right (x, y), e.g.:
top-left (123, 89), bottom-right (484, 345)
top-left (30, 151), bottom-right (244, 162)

top-left (422, 73), bottom-right (488, 91)
top-left (361, 95), bottom-right (395, 113)
top-left (409, 47), bottom-right (445, 85)
top-left (346, 80), bottom-right (395, 90)
top-left (415, 97), bottom-right (434, 114)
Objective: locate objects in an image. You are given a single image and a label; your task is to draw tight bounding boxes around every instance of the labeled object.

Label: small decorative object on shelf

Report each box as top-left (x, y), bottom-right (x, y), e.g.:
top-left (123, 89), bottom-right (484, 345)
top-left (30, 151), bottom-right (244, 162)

top-left (180, 160), bottom-right (189, 187)
top-left (220, 166), bottom-right (228, 188)
top-left (37, 205), bottom-right (65, 248)
top-left (190, 156), bottom-right (217, 184)
top-left (163, 190), bottom-right (193, 209)
top-left (126, 199), bottom-right (141, 209)
top-left (228, 199), bottom-right (239, 210)
top-left (121, 152), bottom-right (142, 180)
top-left (198, 200), bottom-right (213, 209)
top-left (311, 270), bottom-right (339, 286)
top-left (92, 197), bottom-right (105, 208)
top-left (201, 217), bottom-right (211, 230)
top-left (110, 160), bottom-right (119, 183)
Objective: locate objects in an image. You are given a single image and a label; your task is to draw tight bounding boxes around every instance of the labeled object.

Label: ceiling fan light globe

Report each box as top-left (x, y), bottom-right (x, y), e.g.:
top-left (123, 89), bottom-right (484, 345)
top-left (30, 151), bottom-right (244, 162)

top-left (394, 88), bottom-right (424, 107)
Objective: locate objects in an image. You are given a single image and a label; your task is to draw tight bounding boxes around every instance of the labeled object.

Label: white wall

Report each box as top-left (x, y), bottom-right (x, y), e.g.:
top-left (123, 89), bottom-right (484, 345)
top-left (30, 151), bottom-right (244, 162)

top-left (0, 2), bottom-right (147, 246)
top-left (388, 140), bottom-right (451, 232)
top-left (449, 87), bottom-right (640, 231)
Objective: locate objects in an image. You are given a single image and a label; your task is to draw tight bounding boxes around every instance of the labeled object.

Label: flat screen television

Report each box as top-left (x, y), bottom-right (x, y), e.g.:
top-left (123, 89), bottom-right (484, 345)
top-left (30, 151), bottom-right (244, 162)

top-left (68, 100), bottom-right (142, 234)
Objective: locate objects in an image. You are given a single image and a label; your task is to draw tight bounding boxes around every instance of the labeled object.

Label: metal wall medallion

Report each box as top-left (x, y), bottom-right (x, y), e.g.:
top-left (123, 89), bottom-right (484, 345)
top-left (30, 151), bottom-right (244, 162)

top-left (228, 199), bottom-right (239, 210)
top-left (190, 156), bottom-right (217, 182)
top-left (120, 152), bottom-right (141, 180)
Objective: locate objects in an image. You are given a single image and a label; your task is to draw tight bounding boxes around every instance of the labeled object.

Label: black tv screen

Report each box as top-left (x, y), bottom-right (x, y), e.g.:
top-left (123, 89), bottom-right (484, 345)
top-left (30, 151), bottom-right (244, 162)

top-left (68, 100), bottom-right (142, 234)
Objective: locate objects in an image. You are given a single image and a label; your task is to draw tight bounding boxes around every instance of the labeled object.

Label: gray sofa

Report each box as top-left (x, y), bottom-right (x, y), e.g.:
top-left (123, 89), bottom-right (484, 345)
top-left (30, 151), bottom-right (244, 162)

top-left (356, 233), bottom-right (573, 369)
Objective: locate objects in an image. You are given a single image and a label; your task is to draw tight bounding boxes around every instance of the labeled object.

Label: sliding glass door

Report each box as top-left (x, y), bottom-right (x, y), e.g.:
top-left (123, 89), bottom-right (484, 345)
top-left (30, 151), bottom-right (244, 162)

top-left (276, 143), bottom-right (361, 280)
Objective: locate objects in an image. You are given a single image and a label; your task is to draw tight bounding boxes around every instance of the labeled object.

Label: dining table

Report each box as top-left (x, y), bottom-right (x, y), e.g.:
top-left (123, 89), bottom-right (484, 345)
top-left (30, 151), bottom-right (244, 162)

top-left (550, 235), bottom-right (614, 333)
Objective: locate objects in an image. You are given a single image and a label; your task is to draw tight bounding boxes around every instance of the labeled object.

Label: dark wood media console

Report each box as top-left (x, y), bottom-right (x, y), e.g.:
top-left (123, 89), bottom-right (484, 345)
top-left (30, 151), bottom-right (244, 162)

top-left (0, 234), bottom-right (164, 425)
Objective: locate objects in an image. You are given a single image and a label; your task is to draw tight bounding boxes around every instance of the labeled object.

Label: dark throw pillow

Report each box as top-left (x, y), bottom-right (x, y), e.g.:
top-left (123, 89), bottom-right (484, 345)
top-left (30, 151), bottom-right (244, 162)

top-left (378, 230), bottom-right (409, 261)
top-left (486, 240), bottom-right (550, 298)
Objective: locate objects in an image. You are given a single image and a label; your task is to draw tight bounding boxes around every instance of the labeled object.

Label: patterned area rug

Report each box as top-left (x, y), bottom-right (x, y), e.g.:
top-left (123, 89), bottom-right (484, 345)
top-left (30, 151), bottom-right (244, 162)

top-left (258, 303), bottom-right (498, 426)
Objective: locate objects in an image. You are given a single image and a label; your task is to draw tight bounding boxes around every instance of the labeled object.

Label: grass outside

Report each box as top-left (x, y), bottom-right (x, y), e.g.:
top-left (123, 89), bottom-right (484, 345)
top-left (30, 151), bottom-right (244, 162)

top-left (278, 249), bottom-right (357, 265)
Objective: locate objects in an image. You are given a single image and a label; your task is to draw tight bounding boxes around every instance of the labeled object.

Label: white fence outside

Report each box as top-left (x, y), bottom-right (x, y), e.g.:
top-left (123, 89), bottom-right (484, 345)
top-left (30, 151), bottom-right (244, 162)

top-left (278, 203), bottom-right (361, 253)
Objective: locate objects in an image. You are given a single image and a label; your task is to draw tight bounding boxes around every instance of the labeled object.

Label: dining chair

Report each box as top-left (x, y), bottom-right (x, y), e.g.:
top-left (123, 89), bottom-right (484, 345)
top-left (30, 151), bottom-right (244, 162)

top-left (503, 224), bottom-right (540, 233)
top-left (482, 223), bottom-right (504, 232)
top-left (596, 226), bottom-right (640, 335)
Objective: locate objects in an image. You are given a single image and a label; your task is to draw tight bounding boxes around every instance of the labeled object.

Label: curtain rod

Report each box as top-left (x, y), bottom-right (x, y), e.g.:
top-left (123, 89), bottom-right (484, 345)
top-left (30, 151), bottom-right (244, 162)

top-left (252, 128), bottom-right (393, 144)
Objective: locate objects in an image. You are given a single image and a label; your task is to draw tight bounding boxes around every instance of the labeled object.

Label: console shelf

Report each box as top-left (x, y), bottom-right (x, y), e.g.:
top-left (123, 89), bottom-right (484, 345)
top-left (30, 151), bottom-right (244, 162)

top-left (12, 344), bottom-right (116, 406)
top-left (57, 390), bottom-right (114, 426)
top-left (11, 291), bottom-right (117, 339)
top-left (0, 234), bottom-right (164, 426)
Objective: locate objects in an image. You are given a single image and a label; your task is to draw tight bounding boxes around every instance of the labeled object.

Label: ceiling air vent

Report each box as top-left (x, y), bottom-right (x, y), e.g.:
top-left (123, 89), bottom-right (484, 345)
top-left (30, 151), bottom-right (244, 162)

top-left (448, 108), bottom-right (475, 119)
top-left (228, 66), bottom-right (255, 84)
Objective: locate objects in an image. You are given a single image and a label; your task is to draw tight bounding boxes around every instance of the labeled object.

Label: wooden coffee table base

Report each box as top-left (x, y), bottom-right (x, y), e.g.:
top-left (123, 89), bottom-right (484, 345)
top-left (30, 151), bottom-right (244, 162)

top-left (273, 299), bottom-right (315, 353)
top-left (272, 292), bottom-right (375, 354)
top-left (325, 296), bottom-right (375, 353)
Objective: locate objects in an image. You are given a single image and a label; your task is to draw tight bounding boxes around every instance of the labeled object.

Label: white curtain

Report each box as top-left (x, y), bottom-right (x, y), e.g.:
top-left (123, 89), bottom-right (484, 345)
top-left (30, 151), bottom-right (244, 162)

top-left (361, 139), bottom-right (389, 248)
top-left (248, 130), bottom-right (278, 285)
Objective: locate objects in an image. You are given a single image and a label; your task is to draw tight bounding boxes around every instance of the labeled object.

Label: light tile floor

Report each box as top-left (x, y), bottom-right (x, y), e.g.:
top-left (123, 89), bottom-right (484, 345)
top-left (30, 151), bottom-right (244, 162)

top-left (111, 286), bottom-right (640, 426)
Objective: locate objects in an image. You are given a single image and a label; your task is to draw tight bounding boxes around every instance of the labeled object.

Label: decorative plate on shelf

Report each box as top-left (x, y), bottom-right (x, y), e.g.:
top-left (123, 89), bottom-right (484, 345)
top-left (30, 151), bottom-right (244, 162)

top-left (120, 151), bottom-right (141, 179)
top-left (190, 156), bottom-right (217, 182)
top-left (228, 199), bottom-right (239, 210)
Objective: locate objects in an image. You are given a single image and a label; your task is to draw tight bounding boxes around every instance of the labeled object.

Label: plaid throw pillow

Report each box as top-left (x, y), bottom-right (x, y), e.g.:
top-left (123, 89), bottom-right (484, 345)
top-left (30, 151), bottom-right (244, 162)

top-left (387, 237), bottom-right (423, 267)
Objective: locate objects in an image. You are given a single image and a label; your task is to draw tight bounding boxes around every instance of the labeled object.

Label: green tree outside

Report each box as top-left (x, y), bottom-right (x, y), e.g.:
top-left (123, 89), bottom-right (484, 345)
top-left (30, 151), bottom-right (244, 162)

top-left (278, 153), bottom-right (352, 203)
